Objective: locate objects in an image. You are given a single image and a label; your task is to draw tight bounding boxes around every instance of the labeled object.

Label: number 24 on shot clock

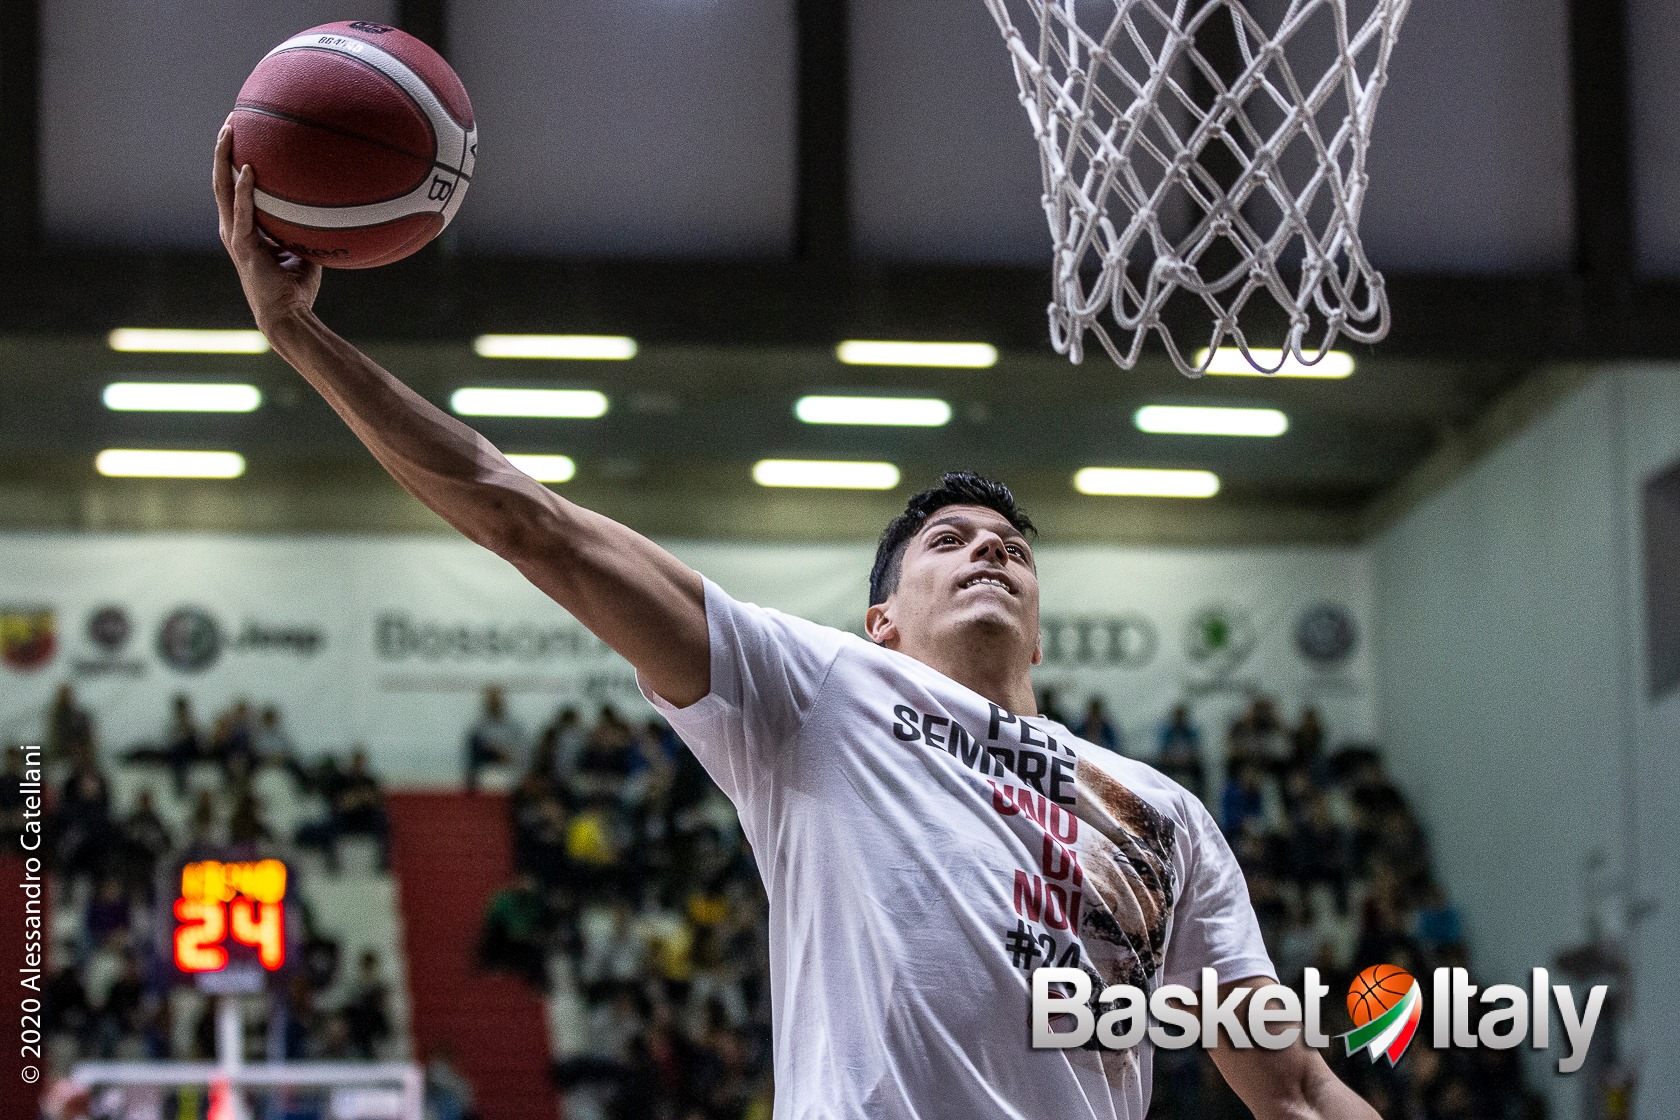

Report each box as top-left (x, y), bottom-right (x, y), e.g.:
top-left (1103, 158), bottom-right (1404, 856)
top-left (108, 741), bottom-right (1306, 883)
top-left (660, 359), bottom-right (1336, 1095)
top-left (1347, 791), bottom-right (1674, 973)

top-left (168, 856), bottom-right (292, 976)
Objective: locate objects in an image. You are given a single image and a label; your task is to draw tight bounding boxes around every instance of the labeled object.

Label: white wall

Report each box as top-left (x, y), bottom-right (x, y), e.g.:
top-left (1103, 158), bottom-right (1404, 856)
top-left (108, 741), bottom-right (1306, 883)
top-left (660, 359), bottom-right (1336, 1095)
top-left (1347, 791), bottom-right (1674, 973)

top-left (1619, 367), bottom-right (1680, 1120)
top-left (1371, 365), bottom-right (1680, 1119)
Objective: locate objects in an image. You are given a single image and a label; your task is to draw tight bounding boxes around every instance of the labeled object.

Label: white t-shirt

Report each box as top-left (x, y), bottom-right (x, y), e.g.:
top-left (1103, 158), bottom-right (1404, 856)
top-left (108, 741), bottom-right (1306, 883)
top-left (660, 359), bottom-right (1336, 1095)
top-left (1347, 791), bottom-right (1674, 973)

top-left (641, 580), bottom-right (1273, 1120)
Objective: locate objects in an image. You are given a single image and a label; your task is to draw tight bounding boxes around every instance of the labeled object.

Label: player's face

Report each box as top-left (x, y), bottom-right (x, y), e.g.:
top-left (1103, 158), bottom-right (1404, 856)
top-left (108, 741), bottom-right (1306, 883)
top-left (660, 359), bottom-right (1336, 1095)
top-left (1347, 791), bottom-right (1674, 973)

top-left (876, 505), bottom-right (1042, 662)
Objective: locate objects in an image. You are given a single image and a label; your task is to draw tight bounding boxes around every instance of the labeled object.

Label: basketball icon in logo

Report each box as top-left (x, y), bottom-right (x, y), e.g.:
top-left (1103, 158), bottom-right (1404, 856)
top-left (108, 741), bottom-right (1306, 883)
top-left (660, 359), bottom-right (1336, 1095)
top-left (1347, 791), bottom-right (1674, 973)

top-left (1341, 963), bottom-right (1422, 1065)
top-left (1348, 963), bottom-right (1412, 1026)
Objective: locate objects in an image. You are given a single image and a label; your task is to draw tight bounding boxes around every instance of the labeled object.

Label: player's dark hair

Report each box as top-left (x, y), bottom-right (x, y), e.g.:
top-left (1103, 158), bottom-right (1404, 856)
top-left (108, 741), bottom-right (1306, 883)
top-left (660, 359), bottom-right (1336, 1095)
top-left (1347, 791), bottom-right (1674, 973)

top-left (869, 471), bottom-right (1036, 607)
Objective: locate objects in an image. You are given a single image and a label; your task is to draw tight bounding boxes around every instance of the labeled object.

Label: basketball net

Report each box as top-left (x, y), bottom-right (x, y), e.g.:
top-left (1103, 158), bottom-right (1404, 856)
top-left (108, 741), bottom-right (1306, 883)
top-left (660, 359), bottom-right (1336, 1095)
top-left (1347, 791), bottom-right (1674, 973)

top-left (982, 0), bottom-right (1409, 376)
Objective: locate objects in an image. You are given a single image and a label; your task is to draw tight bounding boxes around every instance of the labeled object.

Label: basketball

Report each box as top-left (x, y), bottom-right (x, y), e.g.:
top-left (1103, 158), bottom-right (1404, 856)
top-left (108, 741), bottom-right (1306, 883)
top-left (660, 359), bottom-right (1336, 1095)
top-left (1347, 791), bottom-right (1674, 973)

top-left (229, 21), bottom-right (476, 269)
top-left (1347, 963), bottom-right (1415, 1028)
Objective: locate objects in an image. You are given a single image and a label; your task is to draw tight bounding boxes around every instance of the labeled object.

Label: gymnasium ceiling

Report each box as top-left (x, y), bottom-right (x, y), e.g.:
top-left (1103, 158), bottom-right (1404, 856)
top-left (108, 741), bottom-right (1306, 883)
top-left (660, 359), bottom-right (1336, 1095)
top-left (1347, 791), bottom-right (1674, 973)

top-left (0, 0), bottom-right (1674, 543)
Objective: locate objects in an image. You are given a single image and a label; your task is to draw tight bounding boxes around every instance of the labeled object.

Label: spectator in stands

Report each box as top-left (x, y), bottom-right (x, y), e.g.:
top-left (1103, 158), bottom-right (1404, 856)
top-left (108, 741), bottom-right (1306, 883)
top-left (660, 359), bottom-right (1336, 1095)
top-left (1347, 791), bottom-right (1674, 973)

top-left (526, 725), bottom-right (562, 790)
top-left (337, 749), bottom-right (390, 867)
top-left (425, 1043), bottom-right (478, 1120)
top-left (344, 949), bottom-right (393, 1058)
top-left (555, 986), bottom-right (640, 1104)
top-left (83, 877), bottom-right (132, 955)
top-left (518, 794), bottom-right (573, 890)
top-left (579, 899), bottom-right (648, 997)
top-left (1035, 686), bottom-right (1069, 727)
top-left (478, 872), bottom-right (550, 991)
top-left (252, 704), bottom-right (295, 763)
top-left (1156, 704), bottom-right (1205, 796)
top-left (567, 795), bottom-right (631, 897)
top-left (285, 748), bottom-right (346, 806)
top-left (43, 944), bottom-right (93, 1045)
top-left (1074, 697), bottom-right (1122, 754)
top-left (184, 788), bottom-right (221, 852)
top-left (93, 950), bottom-right (145, 1058)
top-left (314, 1013), bottom-right (358, 1061)
top-left (1289, 705), bottom-right (1326, 771)
top-left (1225, 695), bottom-right (1288, 775)
top-left (576, 705), bottom-right (637, 800)
top-left (1218, 764), bottom-right (1265, 836)
top-left (163, 693), bottom-right (203, 796)
top-left (210, 698), bottom-right (256, 781)
top-left (548, 706), bottom-right (587, 780)
top-left (115, 788), bottom-right (172, 898)
top-left (1273, 895), bottom-right (1321, 989)
top-left (1290, 791), bottom-right (1351, 913)
top-left (296, 749), bottom-right (389, 872)
top-left (55, 758), bottom-right (114, 886)
top-left (47, 683), bottom-right (95, 763)
top-left (465, 685), bottom-right (525, 791)
top-left (227, 786), bottom-right (274, 846)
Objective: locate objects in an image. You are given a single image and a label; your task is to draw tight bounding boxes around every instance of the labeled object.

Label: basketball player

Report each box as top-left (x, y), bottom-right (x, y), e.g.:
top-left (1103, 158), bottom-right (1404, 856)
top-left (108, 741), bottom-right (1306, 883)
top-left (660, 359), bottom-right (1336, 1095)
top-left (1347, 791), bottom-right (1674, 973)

top-left (214, 126), bottom-right (1378, 1120)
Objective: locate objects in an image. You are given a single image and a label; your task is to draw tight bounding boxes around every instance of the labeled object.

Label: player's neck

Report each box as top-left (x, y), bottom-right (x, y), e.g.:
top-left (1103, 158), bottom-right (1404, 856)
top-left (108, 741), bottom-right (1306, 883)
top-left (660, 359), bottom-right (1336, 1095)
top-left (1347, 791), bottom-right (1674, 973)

top-left (899, 629), bottom-right (1037, 715)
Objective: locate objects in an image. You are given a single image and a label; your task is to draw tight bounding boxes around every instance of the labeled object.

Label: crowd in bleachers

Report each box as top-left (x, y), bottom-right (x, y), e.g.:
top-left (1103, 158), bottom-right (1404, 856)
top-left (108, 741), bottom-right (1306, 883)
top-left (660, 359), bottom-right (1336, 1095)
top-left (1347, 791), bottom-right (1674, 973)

top-left (469, 686), bottom-right (774, 1120)
top-left (9, 684), bottom-right (406, 1119)
top-left (1057, 693), bottom-right (1543, 1120)
top-left (4, 681), bottom-right (1546, 1120)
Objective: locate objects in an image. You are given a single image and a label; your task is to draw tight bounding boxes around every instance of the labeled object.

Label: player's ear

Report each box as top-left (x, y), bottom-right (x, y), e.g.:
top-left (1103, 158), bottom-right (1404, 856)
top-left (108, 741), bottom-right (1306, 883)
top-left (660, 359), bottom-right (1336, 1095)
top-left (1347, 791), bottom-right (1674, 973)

top-left (1031, 628), bottom-right (1044, 667)
top-left (865, 602), bottom-right (898, 648)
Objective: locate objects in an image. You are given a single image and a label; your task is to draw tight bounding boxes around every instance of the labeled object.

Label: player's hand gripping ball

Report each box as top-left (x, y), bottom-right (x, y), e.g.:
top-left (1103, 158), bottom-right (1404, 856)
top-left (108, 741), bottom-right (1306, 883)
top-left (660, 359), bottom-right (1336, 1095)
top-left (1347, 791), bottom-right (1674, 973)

top-left (229, 21), bottom-right (476, 269)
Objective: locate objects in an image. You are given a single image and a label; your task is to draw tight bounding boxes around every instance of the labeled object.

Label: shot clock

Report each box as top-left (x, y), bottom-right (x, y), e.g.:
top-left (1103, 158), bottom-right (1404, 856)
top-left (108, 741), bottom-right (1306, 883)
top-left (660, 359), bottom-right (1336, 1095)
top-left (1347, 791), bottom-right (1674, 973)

top-left (159, 853), bottom-right (298, 992)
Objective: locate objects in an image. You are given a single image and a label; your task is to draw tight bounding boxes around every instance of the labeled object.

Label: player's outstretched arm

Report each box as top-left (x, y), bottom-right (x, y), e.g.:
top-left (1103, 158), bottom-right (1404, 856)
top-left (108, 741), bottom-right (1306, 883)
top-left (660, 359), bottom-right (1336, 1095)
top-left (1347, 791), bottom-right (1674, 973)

top-left (212, 124), bottom-right (709, 707)
top-left (1208, 978), bottom-right (1381, 1120)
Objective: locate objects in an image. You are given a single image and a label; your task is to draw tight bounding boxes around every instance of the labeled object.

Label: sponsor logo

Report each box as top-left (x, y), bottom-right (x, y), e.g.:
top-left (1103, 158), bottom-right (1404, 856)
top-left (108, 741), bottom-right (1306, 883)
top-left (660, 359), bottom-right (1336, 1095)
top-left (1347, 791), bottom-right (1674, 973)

top-left (374, 612), bottom-right (612, 663)
top-left (157, 607), bottom-right (223, 674)
top-left (1294, 602), bottom-right (1359, 667)
top-left (87, 605), bottom-right (132, 652)
top-left (0, 607), bottom-right (56, 672)
top-left (75, 606), bottom-right (146, 678)
top-left (347, 21), bottom-right (394, 34)
top-left (1182, 604), bottom-right (1262, 694)
top-left (1186, 605), bottom-right (1255, 665)
top-left (231, 620), bottom-right (324, 658)
top-left (1038, 615), bottom-right (1157, 668)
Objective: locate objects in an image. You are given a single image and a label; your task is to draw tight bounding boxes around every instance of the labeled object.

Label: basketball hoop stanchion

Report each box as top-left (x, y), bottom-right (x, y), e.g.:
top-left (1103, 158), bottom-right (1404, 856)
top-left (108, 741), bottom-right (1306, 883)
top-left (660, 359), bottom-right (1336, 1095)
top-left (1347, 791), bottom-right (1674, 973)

top-left (981, 0), bottom-right (1410, 376)
top-left (69, 852), bottom-right (422, 1120)
top-left (70, 1057), bottom-right (424, 1120)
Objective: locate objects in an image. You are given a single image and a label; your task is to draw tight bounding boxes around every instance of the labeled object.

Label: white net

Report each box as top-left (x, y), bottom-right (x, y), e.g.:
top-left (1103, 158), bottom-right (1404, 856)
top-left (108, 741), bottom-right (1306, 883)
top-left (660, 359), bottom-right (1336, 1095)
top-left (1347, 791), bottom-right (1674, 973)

top-left (982, 0), bottom-right (1410, 376)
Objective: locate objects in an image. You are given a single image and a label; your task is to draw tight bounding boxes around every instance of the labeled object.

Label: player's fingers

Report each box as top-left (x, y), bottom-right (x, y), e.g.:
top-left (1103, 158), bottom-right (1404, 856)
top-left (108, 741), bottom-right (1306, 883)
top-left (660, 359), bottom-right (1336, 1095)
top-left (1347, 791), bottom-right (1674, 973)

top-left (213, 124), bottom-right (235, 239)
top-left (232, 165), bottom-right (258, 252)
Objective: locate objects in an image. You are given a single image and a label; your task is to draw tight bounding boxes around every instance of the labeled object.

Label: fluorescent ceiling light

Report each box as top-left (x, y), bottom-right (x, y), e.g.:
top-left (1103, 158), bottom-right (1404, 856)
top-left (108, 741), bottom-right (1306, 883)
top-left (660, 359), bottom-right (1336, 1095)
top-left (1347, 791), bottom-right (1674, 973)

top-left (1074, 467), bottom-right (1220, 498)
top-left (1194, 347), bottom-right (1354, 378)
top-left (795, 395), bottom-right (952, 427)
top-left (752, 459), bottom-right (901, 490)
top-left (107, 328), bottom-right (270, 355)
top-left (450, 388), bottom-right (609, 418)
top-left (835, 341), bottom-right (997, 368)
top-left (505, 454), bottom-right (577, 483)
top-left (103, 382), bottom-right (262, 413)
top-left (95, 449), bottom-right (246, 479)
top-left (1133, 404), bottom-right (1288, 437)
top-left (473, 334), bottom-right (637, 360)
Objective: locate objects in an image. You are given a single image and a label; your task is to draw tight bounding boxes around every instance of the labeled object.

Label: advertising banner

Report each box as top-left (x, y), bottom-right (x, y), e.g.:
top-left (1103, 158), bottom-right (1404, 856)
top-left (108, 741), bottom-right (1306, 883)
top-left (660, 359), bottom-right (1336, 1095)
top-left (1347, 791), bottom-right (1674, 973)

top-left (0, 533), bottom-right (1377, 782)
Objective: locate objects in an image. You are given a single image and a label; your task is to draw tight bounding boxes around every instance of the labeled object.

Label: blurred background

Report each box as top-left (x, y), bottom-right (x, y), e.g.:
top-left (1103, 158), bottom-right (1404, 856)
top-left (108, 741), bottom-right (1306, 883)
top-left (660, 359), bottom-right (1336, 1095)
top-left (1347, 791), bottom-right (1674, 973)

top-left (0, 1), bottom-right (1676, 1119)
